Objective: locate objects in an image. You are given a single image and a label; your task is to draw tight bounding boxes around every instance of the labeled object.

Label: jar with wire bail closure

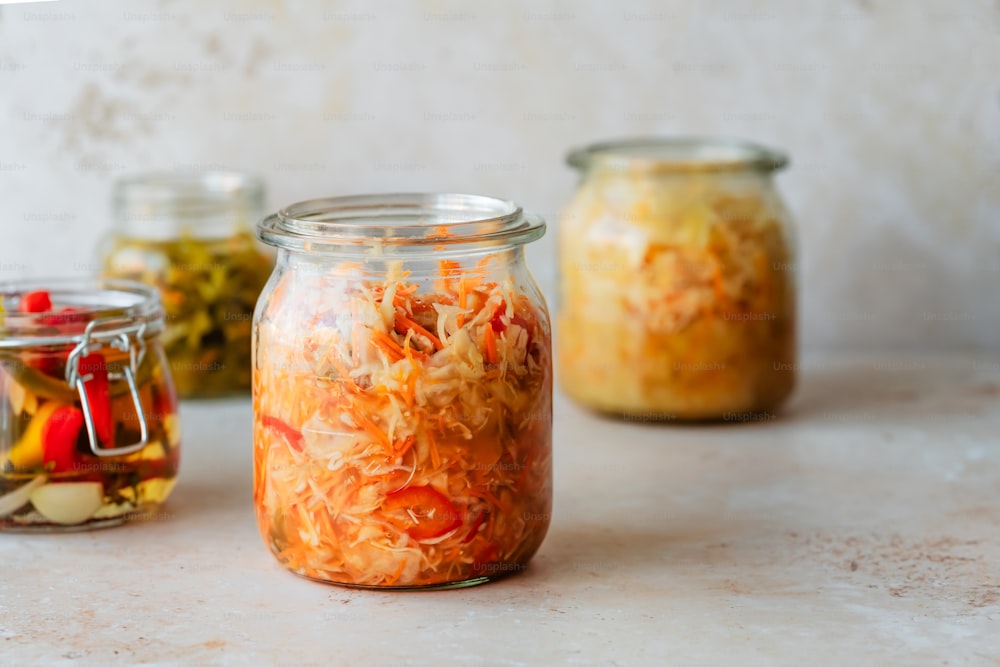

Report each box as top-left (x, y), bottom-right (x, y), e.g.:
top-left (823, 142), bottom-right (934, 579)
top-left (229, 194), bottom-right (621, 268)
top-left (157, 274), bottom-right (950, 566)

top-left (558, 137), bottom-right (798, 421)
top-left (0, 279), bottom-right (180, 531)
top-left (254, 193), bottom-right (552, 589)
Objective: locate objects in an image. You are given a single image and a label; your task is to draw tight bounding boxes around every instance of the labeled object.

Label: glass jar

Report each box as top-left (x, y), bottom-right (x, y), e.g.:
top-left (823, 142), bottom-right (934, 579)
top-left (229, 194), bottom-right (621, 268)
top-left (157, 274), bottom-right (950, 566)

top-left (253, 193), bottom-right (552, 589)
top-left (558, 138), bottom-right (797, 421)
top-left (0, 279), bottom-right (180, 531)
top-left (101, 171), bottom-right (273, 398)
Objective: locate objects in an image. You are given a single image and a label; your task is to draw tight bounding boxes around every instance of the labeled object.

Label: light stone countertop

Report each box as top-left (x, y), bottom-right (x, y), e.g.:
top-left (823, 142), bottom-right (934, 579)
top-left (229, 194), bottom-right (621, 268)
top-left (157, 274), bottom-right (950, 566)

top-left (2, 353), bottom-right (1000, 666)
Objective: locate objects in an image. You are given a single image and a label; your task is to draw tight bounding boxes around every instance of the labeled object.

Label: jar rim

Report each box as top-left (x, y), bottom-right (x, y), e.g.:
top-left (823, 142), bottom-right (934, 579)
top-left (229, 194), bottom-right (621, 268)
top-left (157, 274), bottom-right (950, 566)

top-left (114, 170), bottom-right (266, 238)
top-left (257, 193), bottom-right (546, 254)
top-left (115, 170), bottom-right (265, 204)
top-left (0, 278), bottom-right (164, 348)
top-left (567, 136), bottom-right (789, 173)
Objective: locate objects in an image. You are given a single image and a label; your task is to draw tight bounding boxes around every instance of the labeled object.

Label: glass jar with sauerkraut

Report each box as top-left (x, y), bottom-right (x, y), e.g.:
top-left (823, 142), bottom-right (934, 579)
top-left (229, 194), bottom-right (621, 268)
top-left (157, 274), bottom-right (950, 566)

top-left (101, 171), bottom-right (273, 398)
top-left (559, 138), bottom-right (797, 421)
top-left (253, 193), bottom-right (552, 589)
top-left (0, 280), bottom-right (180, 530)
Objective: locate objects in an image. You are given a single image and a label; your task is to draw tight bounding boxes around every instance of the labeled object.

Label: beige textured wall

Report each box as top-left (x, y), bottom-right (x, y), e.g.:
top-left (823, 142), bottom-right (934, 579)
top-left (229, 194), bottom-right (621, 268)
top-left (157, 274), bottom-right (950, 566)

top-left (0, 0), bottom-right (997, 351)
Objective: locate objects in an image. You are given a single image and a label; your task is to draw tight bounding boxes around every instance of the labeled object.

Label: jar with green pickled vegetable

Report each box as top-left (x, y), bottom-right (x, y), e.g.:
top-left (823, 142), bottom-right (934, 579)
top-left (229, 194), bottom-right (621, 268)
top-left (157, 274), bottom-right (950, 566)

top-left (101, 171), bottom-right (273, 398)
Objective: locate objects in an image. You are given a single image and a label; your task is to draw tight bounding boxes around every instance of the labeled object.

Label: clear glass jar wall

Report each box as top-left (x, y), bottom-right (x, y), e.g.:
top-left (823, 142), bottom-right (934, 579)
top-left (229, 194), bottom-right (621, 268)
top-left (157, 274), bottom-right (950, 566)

top-left (101, 171), bottom-right (273, 398)
top-left (253, 194), bottom-right (552, 589)
top-left (0, 280), bottom-right (180, 531)
top-left (558, 138), bottom-right (797, 420)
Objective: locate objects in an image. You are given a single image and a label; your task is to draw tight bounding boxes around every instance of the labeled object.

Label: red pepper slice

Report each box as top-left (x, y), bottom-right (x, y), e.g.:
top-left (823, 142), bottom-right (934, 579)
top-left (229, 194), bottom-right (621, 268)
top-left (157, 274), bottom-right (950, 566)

top-left (39, 307), bottom-right (87, 329)
top-left (19, 290), bottom-right (52, 313)
top-left (462, 509), bottom-right (487, 544)
top-left (32, 309), bottom-right (87, 378)
top-left (489, 305), bottom-right (505, 333)
top-left (261, 415), bottom-right (303, 452)
top-left (18, 297), bottom-right (78, 377)
top-left (489, 308), bottom-right (534, 358)
top-left (78, 352), bottom-right (114, 446)
top-left (22, 348), bottom-right (68, 379)
top-left (42, 405), bottom-right (84, 473)
top-left (381, 485), bottom-right (463, 540)
top-left (490, 307), bottom-right (531, 338)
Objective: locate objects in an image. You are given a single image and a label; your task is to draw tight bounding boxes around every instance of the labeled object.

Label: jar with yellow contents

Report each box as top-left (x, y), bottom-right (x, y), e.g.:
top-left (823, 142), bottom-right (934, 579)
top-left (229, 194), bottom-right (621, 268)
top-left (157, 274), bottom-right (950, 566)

top-left (558, 138), bottom-right (797, 421)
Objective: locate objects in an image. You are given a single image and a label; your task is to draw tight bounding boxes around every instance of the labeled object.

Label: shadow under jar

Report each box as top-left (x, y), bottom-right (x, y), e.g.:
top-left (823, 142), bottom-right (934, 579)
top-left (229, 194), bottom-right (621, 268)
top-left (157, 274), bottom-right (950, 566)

top-left (0, 280), bottom-right (180, 531)
top-left (558, 138), bottom-right (798, 421)
top-left (101, 171), bottom-right (273, 398)
top-left (253, 194), bottom-right (553, 589)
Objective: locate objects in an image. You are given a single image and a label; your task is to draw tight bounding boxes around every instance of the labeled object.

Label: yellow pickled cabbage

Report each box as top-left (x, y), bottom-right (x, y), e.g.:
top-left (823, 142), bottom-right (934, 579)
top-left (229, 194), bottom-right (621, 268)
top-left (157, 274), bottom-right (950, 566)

top-left (558, 172), bottom-right (796, 420)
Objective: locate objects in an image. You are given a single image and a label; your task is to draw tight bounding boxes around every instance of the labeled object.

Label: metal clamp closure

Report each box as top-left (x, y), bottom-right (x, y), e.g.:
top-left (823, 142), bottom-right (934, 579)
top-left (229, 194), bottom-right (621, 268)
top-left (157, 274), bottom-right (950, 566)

top-left (64, 317), bottom-right (149, 457)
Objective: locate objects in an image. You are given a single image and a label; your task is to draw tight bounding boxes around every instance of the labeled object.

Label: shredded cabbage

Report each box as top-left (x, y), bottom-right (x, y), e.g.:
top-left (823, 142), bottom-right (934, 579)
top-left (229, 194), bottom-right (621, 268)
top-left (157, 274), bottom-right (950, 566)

top-left (253, 256), bottom-right (552, 587)
top-left (558, 172), bottom-right (796, 419)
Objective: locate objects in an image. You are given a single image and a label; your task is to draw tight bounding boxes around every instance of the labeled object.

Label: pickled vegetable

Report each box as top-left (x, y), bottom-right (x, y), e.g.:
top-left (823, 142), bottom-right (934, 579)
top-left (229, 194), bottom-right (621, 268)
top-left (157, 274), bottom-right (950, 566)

top-left (559, 171), bottom-right (796, 419)
top-left (102, 231), bottom-right (272, 397)
top-left (0, 290), bottom-right (180, 529)
top-left (254, 259), bottom-right (552, 588)
top-left (30, 482), bottom-right (104, 525)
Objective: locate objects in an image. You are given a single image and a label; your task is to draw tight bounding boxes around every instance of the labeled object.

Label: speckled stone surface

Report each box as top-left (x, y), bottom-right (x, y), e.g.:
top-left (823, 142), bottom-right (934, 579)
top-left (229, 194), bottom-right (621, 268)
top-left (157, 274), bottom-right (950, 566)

top-left (2, 353), bottom-right (999, 665)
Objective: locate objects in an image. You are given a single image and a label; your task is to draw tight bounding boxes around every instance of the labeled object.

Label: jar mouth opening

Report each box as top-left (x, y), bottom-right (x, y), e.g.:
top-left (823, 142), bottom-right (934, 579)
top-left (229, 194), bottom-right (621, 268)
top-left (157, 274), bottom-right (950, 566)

top-left (258, 193), bottom-right (546, 253)
top-left (0, 279), bottom-right (164, 348)
top-left (567, 137), bottom-right (789, 173)
top-left (114, 170), bottom-right (265, 235)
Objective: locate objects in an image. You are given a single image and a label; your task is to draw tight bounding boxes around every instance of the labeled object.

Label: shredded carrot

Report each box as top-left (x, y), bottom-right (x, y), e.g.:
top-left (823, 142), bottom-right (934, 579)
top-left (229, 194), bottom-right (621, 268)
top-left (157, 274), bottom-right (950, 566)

top-left (370, 329), bottom-right (405, 363)
top-left (392, 283), bottom-right (419, 308)
top-left (483, 325), bottom-right (498, 365)
top-left (353, 411), bottom-right (391, 450)
top-left (404, 360), bottom-right (419, 410)
top-left (458, 278), bottom-right (468, 309)
top-left (456, 278), bottom-right (468, 328)
top-left (394, 313), bottom-right (444, 351)
top-left (436, 259), bottom-right (461, 292)
top-left (469, 488), bottom-right (509, 514)
top-left (428, 432), bottom-right (441, 470)
top-left (394, 434), bottom-right (415, 457)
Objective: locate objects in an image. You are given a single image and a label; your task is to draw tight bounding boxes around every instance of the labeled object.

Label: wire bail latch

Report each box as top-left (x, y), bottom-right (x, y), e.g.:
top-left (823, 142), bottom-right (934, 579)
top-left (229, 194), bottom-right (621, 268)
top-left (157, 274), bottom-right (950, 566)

top-left (64, 317), bottom-right (149, 457)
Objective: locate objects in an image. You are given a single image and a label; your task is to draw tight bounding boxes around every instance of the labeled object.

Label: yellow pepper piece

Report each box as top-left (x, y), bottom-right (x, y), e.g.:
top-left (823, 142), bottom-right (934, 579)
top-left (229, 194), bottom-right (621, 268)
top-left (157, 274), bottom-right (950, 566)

top-left (6, 400), bottom-right (61, 470)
